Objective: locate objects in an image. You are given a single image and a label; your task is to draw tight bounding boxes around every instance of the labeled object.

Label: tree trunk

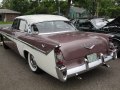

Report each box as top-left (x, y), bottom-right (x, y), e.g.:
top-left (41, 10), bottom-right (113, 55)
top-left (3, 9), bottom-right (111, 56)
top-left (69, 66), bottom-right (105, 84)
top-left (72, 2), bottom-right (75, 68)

top-left (55, 0), bottom-right (61, 15)
top-left (95, 0), bottom-right (99, 17)
top-left (66, 0), bottom-right (71, 17)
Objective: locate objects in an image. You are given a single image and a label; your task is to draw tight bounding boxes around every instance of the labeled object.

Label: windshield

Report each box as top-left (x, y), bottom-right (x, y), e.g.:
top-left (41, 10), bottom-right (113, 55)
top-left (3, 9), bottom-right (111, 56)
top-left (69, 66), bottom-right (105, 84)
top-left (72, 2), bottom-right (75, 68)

top-left (31, 21), bottom-right (75, 33)
top-left (91, 18), bottom-right (108, 29)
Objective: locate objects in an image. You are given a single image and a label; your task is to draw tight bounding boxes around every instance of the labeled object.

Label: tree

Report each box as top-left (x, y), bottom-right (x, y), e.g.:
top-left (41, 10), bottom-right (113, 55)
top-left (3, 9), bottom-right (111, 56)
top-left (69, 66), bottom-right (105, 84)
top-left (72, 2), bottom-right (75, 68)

top-left (72, 0), bottom-right (118, 17)
top-left (1, 0), bottom-right (119, 17)
top-left (2, 0), bottom-right (30, 14)
top-left (25, 0), bottom-right (56, 14)
top-left (11, 0), bottom-right (30, 14)
top-left (2, 0), bottom-right (12, 9)
top-left (55, 0), bottom-right (60, 14)
top-left (66, 0), bottom-right (72, 17)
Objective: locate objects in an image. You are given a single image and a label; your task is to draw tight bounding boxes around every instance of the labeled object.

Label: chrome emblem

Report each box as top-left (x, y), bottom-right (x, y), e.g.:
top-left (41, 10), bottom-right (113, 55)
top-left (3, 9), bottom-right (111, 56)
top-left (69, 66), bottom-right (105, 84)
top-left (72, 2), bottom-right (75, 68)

top-left (85, 45), bottom-right (95, 50)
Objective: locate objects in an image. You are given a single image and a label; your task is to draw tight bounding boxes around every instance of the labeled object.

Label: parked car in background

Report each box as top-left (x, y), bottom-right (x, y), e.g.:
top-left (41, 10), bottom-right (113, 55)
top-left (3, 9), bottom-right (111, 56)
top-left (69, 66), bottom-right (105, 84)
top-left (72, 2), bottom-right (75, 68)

top-left (71, 18), bottom-right (115, 32)
top-left (72, 17), bottom-right (120, 57)
top-left (0, 15), bottom-right (117, 82)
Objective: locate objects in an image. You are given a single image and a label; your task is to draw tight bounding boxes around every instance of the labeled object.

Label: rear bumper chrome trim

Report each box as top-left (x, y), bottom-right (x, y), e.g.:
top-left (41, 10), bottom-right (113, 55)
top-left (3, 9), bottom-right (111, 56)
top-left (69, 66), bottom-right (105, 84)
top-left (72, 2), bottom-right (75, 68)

top-left (67, 51), bottom-right (116, 77)
top-left (56, 49), bottom-right (117, 81)
top-left (67, 55), bottom-right (113, 77)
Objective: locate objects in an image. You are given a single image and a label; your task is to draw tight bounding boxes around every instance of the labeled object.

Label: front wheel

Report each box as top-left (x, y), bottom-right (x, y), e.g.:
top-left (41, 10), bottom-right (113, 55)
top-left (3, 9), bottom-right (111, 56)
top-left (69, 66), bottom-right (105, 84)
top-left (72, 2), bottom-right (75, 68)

top-left (28, 53), bottom-right (40, 73)
top-left (1, 36), bottom-right (9, 49)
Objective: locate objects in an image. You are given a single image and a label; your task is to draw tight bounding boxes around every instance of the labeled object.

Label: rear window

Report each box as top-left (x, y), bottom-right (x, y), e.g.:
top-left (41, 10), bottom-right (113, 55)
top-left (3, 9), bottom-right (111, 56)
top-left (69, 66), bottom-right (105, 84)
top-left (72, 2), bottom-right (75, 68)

top-left (31, 21), bottom-right (75, 33)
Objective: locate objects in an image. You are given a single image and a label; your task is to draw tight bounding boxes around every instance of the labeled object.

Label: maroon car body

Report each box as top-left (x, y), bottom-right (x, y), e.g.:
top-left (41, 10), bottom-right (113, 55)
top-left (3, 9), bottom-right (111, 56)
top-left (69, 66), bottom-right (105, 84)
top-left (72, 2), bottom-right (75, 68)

top-left (0, 15), bottom-right (117, 82)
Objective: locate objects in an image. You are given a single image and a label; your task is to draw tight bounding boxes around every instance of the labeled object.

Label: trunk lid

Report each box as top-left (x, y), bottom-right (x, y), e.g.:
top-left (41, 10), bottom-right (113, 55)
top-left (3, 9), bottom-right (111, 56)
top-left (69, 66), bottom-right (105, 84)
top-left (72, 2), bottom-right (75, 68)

top-left (44, 31), bottom-right (109, 61)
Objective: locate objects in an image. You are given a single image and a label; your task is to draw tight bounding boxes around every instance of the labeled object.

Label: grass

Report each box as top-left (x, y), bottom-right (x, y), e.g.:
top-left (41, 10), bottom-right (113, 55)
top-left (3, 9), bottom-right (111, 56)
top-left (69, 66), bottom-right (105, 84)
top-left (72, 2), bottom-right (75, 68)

top-left (0, 21), bottom-right (13, 24)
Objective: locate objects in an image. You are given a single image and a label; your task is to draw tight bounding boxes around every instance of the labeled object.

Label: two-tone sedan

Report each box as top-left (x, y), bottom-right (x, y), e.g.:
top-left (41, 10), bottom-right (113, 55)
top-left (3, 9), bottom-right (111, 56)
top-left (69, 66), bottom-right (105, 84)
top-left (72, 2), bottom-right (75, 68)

top-left (0, 15), bottom-right (117, 82)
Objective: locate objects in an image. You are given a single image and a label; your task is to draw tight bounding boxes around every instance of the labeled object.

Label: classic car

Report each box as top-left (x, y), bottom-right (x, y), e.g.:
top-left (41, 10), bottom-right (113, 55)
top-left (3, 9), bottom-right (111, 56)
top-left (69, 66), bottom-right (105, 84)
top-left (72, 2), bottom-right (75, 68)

top-left (72, 17), bottom-right (120, 57)
top-left (0, 15), bottom-right (117, 82)
top-left (71, 18), bottom-right (114, 31)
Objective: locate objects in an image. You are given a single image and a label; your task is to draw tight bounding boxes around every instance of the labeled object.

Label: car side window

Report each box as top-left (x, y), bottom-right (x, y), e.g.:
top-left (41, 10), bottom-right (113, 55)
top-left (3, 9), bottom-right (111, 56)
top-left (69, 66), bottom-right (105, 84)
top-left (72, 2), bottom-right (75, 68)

top-left (31, 24), bottom-right (39, 33)
top-left (19, 20), bottom-right (27, 32)
top-left (12, 19), bottom-right (20, 29)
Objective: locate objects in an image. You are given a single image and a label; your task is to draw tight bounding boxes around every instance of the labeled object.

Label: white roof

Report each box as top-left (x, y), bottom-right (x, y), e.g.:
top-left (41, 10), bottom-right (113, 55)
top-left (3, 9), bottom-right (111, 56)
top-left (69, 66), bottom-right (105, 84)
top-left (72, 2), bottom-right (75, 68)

top-left (16, 14), bottom-right (69, 25)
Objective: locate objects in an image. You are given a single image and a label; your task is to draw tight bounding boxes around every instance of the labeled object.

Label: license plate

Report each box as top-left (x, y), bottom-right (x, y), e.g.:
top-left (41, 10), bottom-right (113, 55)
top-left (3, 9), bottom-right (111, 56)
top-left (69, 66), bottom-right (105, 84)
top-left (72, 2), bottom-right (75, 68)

top-left (87, 53), bottom-right (98, 63)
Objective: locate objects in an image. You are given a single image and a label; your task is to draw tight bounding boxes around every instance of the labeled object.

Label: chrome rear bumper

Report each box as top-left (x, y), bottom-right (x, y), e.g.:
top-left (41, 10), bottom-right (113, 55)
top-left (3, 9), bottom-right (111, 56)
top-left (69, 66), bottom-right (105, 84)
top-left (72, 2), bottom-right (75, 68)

top-left (56, 49), bottom-right (117, 82)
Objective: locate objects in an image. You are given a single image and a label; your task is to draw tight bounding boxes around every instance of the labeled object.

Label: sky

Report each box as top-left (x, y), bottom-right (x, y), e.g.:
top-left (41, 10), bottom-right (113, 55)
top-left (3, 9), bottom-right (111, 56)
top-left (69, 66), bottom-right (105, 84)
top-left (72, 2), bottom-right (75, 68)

top-left (0, 0), bottom-right (2, 3)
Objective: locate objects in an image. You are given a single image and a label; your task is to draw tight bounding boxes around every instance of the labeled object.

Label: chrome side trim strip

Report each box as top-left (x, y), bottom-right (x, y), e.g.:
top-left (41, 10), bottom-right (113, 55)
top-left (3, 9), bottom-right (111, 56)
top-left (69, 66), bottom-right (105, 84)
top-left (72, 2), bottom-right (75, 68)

top-left (0, 32), bottom-right (58, 55)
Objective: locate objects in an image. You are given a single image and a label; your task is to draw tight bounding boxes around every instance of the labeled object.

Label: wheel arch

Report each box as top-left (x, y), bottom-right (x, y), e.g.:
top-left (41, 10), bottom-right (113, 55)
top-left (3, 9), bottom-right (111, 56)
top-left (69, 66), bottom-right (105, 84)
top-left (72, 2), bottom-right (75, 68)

top-left (0, 34), bottom-right (3, 41)
top-left (24, 50), bottom-right (29, 60)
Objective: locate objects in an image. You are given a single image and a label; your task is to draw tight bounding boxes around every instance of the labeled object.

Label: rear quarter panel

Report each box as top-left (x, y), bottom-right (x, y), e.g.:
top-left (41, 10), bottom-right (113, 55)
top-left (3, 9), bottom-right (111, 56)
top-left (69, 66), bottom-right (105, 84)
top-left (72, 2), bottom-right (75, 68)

top-left (0, 31), bottom-right (58, 79)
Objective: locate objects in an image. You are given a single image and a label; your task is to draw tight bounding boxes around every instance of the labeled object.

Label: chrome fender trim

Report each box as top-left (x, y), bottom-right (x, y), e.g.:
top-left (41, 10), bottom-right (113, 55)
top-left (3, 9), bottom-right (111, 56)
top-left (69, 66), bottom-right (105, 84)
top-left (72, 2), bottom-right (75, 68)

top-left (100, 53), bottom-right (105, 64)
top-left (56, 66), bottom-right (67, 82)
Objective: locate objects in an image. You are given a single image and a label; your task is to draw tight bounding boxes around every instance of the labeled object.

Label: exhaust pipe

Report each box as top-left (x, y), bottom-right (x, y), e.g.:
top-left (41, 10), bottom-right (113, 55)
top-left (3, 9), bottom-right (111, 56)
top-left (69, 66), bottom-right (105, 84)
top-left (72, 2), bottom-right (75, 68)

top-left (100, 53), bottom-right (110, 67)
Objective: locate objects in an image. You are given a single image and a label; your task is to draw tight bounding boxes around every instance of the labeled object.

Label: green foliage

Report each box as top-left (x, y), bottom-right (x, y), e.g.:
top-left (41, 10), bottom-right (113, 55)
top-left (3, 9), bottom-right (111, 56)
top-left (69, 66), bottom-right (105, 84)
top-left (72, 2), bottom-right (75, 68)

top-left (105, 7), bottom-right (120, 18)
top-left (73, 0), bottom-right (96, 15)
top-left (25, 1), bottom-right (56, 14)
top-left (11, 0), bottom-right (30, 14)
top-left (98, 0), bottom-right (120, 17)
top-left (1, 0), bottom-right (120, 18)
top-left (2, 0), bottom-right (30, 14)
top-left (2, 0), bottom-right (12, 8)
top-left (73, 0), bottom-right (120, 17)
top-left (25, 0), bottom-right (67, 15)
top-left (0, 21), bottom-right (13, 24)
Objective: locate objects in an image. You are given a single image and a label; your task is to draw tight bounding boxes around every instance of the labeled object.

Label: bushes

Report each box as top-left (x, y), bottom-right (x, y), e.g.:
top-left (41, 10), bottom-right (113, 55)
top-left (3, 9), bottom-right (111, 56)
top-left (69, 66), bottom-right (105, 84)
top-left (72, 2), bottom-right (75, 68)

top-left (99, 6), bottom-right (120, 18)
top-left (106, 7), bottom-right (120, 18)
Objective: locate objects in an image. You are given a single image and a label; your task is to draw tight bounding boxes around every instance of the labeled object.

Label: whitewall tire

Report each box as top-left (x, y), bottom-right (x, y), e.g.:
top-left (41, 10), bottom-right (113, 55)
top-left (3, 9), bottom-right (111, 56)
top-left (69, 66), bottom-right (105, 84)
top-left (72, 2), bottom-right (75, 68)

top-left (28, 53), bottom-right (40, 73)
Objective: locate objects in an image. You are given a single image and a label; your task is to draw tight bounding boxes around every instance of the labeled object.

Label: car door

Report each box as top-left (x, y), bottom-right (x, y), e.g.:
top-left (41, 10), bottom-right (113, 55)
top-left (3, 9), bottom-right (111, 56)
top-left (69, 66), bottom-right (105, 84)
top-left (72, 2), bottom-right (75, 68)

top-left (4, 19), bottom-right (28, 53)
top-left (2, 19), bottom-right (20, 53)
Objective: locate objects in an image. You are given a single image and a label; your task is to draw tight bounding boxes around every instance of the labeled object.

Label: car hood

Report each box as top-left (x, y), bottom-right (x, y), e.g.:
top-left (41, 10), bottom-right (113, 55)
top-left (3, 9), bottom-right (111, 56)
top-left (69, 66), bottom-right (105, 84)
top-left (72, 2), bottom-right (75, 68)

top-left (42, 31), bottom-right (110, 61)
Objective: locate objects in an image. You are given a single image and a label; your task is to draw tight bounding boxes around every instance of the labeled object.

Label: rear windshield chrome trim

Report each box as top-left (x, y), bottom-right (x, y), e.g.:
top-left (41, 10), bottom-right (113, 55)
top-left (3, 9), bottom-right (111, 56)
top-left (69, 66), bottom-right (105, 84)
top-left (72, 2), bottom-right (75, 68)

top-left (38, 31), bottom-right (74, 35)
top-left (0, 32), bottom-right (53, 55)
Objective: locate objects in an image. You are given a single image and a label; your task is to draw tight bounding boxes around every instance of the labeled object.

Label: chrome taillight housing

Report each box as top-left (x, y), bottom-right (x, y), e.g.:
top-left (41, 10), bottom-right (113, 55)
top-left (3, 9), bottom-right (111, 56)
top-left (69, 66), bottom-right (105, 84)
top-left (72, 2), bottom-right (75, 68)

top-left (54, 46), bottom-right (67, 82)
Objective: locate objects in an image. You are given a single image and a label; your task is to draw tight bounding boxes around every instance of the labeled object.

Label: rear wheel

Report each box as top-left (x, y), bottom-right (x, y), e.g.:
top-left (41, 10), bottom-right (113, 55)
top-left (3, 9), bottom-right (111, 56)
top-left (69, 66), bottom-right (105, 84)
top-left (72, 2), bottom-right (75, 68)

top-left (28, 53), bottom-right (40, 73)
top-left (3, 41), bottom-right (9, 49)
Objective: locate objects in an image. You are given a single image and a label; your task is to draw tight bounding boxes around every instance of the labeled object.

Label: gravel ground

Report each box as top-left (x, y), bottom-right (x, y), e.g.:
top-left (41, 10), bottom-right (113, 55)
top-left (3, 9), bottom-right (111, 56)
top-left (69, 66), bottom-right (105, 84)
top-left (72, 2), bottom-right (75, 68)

top-left (0, 46), bottom-right (120, 90)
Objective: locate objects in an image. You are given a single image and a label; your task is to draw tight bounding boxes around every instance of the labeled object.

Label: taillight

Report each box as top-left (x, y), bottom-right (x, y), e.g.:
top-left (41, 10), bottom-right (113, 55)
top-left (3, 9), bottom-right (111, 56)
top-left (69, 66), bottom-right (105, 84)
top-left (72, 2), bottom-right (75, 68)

top-left (54, 47), bottom-right (64, 66)
top-left (55, 47), bottom-right (67, 82)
